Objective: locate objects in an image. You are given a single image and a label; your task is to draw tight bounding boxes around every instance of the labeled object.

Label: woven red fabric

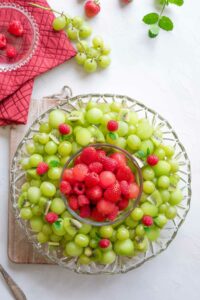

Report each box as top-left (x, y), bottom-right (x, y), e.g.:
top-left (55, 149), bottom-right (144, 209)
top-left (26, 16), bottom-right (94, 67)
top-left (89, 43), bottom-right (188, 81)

top-left (0, 0), bottom-right (76, 126)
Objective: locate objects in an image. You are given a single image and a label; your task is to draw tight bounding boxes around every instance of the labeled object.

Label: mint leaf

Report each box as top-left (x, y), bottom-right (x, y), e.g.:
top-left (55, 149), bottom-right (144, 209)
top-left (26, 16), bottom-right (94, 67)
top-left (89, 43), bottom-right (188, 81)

top-left (159, 16), bottom-right (174, 31)
top-left (168, 0), bottom-right (184, 6)
top-left (54, 220), bottom-right (61, 229)
top-left (49, 160), bottom-right (60, 168)
top-left (146, 148), bottom-right (151, 156)
top-left (143, 13), bottom-right (159, 25)
top-left (108, 132), bottom-right (117, 140)
top-left (135, 150), bottom-right (146, 159)
top-left (148, 24), bottom-right (160, 38)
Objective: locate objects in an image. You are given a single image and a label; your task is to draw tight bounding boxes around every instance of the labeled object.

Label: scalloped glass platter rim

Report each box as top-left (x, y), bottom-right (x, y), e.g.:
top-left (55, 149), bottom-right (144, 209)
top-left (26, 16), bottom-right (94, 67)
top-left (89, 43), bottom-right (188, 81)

top-left (10, 93), bottom-right (192, 275)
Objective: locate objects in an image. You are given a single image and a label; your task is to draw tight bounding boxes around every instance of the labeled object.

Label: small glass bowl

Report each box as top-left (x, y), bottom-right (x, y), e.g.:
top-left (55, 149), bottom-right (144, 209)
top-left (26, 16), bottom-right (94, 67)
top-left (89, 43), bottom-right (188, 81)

top-left (0, 3), bottom-right (39, 72)
top-left (60, 143), bottom-right (143, 227)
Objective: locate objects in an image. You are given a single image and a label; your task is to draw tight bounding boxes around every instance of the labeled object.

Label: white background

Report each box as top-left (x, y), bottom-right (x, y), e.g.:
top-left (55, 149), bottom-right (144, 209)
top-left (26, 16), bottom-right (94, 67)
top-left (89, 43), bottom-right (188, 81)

top-left (0, 0), bottom-right (200, 299)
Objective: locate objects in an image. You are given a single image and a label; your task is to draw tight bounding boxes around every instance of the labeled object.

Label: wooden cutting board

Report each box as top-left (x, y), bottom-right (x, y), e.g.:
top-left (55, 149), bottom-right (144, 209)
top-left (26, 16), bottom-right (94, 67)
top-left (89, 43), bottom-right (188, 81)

top-left (8, 98), bottom-right (58, 264)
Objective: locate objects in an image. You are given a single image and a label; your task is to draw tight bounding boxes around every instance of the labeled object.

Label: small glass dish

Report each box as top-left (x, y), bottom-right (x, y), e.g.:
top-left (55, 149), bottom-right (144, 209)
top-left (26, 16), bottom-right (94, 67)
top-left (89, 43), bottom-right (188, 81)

top-left (0, 3), bottom-right (39, 72)
top-left (60, 143), bottom-right (143, 227)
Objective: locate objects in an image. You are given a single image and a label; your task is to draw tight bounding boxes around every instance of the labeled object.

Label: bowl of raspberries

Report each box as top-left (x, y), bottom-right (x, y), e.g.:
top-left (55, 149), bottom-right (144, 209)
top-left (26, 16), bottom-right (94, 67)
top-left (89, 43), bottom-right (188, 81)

top-left (60, 144), bottom-right (143, 226)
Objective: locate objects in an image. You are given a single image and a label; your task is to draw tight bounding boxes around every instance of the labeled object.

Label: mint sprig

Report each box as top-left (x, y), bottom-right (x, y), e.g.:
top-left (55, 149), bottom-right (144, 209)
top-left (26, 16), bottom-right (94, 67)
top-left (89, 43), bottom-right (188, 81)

top-left (49, 160), bottom-right (60, 168)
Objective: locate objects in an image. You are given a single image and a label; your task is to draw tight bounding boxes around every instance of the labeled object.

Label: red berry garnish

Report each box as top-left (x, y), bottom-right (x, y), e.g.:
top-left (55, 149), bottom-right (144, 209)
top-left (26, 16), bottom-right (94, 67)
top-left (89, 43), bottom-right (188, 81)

top-left (104, 182), bottom-right (121, 203)
top-left (147, 155), bottom-right (159, 166)
top-left (142, 215), bottom-right (153, 227)
top-left (119, 180), bottom-right (129, 197)
top-left (128, 183), bottom-right (140, 199)
top-left (97, 199), bottom-right (115, 215)
top-left (8, 20), bottom-right (24, 37)
top-left (58, 124), bottom-right (71, 135)
top-left (45, 212), bottom-right (58, 224)
top-left (6, 45), bottom-right (17, 58)
top-left (79, 205), bottom-right (91, 218)
top-left (99, 239), bottom-right (110, 248)
top-left (36, 162), bottom-right (49, 175)
top-left (0, 33), bottom-right (7, 49)
top-left (74, 182), bottom-right (85, 195)
top-left (84, 0), bottom-right (101, 18)
top-left (99, 171), bottom-right (116, 189)
top-left (107, 120), bottom-right (119, 132)
top-left (118, 198), bottom-right (129, 210)
top-left (68, 195), bottom-right (79, 210)
top-left (80, 147), bottom-right (97, 165)
top-left (85, 172), bottom-right (100, 187)
top-left (89, 162), bottom-right (103, 174)
top-left (60, 181), bottom-right (71, 194)
top-left (86, 185), bottom-right (103, 202)
top-left (73, 163), bottom-right (88, 181)
top-left (110, 152), bottom-right (126, 167)
top-left (116, 165), bottom-right (132, 182)
top-left (102, 157), bottom-right (117, 172)
top-left (78, 195), bottom-right (90, 207)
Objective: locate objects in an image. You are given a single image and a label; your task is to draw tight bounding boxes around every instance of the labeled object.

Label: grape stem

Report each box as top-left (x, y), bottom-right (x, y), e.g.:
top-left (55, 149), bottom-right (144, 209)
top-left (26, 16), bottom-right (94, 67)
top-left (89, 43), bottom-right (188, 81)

top-left (29, 3), bottom-right (71, 19)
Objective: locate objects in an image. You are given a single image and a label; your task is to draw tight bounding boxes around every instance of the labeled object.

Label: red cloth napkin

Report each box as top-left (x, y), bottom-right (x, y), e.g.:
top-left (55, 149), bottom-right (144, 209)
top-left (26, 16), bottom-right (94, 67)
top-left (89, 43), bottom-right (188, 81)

top-left (0, 0), bottom-right (76, 126)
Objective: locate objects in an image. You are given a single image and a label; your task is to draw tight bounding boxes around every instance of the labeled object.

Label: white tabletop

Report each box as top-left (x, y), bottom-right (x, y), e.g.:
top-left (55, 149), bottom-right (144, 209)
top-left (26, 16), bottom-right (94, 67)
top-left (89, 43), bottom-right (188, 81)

top-left (0, 0), bottom-right (199, 299)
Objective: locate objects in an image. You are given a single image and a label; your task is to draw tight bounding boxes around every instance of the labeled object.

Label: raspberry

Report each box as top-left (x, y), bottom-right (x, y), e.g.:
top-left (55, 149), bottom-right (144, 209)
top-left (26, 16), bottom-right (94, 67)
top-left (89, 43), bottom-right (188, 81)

top-left (102, 157), bottom-right (117, 172)
top-left (79, 205), bottom-right (91, 218)
top-left (85, 172), bottom-right (100, 187)
top-left (118, 198), bottom-right (129, 210)
top-left (74, 156), bottom-right (82, 165)
top-left (107, 120), bottom-right (119, 132)
top-left (73, 182), bottom-right (85, 195)
top-left (80, 147), bottom-right (97, 165)
top-left (107, 205), bottom-right (119, 221)
top-left (128, 183), bottom-right (140, 199)
top-left (86, 186), bottom-right (102, 202)
top-left (91, 208), bottom-right (105, 222)
top-left (62, 168), bottom-right (74, 184)
top-left (119, 180), bottom-right (129, 197)
top-left (58, 123), bottom-right (71, 135)
top-left (89, 162), bottom-right (103, 174)
top-left (147, 155), bottom-right (159, 166)
top-left (142, 215), bottom-right (153, 226)
top-left (0, 33), bottom-right (6, 49)
top-left (99, 239), bottom-right (110, 248)
top-left (110, 152), bottom-right (126, 167)
top-left (97, 199), bottom-right (115, 215)
top-left (60, 181), bottom-right (71, 194)
top-left (104, 182), bottom-right (121, 203)
top-left (99, 171), bottom-right (116, 188)
top-left (36, 162), bottom-right (49, 175)
top-left (116, 165), bottom-right (132, 182)
top-left (78, 195), bottom-right (90, 207)
top-left (96, 149), bottom-right (106, 162)
top-left (129, 173), bottom-right (135, 183)
top-left (73, 163), bottom-right (88, 181)
top-left (6, 45), bottom-right (17, 58)
top-left (45, 212), bottom-right (58, 224)
top-left (8, 20), bottom-right (24, 37)
top-left (68, 195), bottom-right (79, 210)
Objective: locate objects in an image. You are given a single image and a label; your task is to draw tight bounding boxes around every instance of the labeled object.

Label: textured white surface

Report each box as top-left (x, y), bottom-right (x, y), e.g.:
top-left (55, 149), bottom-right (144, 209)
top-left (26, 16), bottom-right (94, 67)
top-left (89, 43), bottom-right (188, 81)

top-left (0, 0), bottom-right (200, 299)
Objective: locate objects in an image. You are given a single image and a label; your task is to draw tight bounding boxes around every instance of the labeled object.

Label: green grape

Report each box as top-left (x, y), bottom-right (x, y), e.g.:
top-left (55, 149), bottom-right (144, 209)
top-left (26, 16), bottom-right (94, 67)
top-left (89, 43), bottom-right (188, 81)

top-left (32, 205), bottom-right (43, 216)
top-left (27, 169), bottom-right (40, 180)
top-left (21, 182), bottom-right (30, 192)
top-left (87, 47), bottom-right (100, 58)
top-left (76, 41), bottom-right (89, 52)
top-left (151, 190), bottom-right (162, 207)
top-left (37, 232), bottom-right (48, 243)
top-left (72, 16), bottom-right (84, 29)
top-left (75, 234), bottom-right (89, 247)
top-left (61, 211), bottom-right (71, 219)
top-left (115, 137), bottom-right (126, 149)
top-left (140, 140), bottom-right (154, 154)
top-left (159, 190), bottom-right (170, 202)
top-left (48, 167), bottom-right (62, 180)
top-left (91, 249), bottom-right (102, 262)
top-left (163, 145), bottom-right (174, 157)
top-left (30, 217), bottom-right (43, 232)
top-left (135, 237), bottom-right (148, 252)
top-left (135, 224), bottom-right (145, 236)
top-left (29, 154), bottom-right (43, 168)
top-left (30, 179), bottom-right (41, 187)
top-left (136, 119), bottom-right (153, 140)
top-left (98, 56), bottom-right (111, 68)
top-left (114, 239), bottom-right (134, 256)
top-left (116, 227), bottom-right (130, 240)
top-left (76, 128), bottom-right (92, 146)
top-left (78, 254), bottom-right (91, 265)
top-left (21, 158), bottom-right (31, 170)
top-left (84, 59), bottom-right (97, 73)
top-left (52, 16), bottom-right (66, 31)
top-left (146, 226), bottom-right (160, 241)
top-left (79, 24), bottom-right (92, 38)
top-left (45, 155), bottom-right (60, 164)
top-left (127, 135), bottom-right (141, 151)
top-left (143, 181), bottom-right (155, 194)
top-left (39, 122), bottom-right (51, 133)
top-left (67, 27), bottom-right (79, 41)
top-left (20, 208), bottom-right (33, 220)
top-left (169, 160), bottom-right (179, 173)
top-left (72, 141), bottom-right (81, 154)
top-left (128, 125), bottom-right (136, 134)
top-left (34, 143), bottom-right (44, 155)
top-left (157, 176), bottom-right (170, 189)
top-left (106, 133), bottom-right (118, 145)
top-left (110, 102), bottom-right (122, 112)
top-left (154, 148), bottom-right (165, 160)
top-left (169, 175), bottom-right (180, 187)
top-left (27, 187), bottom-right (41, 204)
top-left (154, 214), bottom-right (167, 228)
top-left (99, 226), bottom-right (113, 238)
top-left (52, 221), bottom-right (66, 236)
top-left (141, 202), bottom-right (158, 217)
top-left (127, 111), bottom-right (138, 125)
top-left (50, 198), bottom-right (65, 215)
top-left (100, 251), bottom-right (116, 265)
top-left (86, 108), bottom-right (103, 124)
top-left (89, 239), bottom-right (98, 248)
top-left (64, 233), bottom-right (73, 241)
top-left (50, 234), bottom-right (62, 242)
top-left (75, 52), bottom-right (87, 65)
top-left (131, 208), bottom-right (144, 221)
top-left (102, 45), bottom-right (111, 55)
top-left (142, 166), bottom-right (155, 181)
top-left (129, 229), bottom-right (136, 239)
top-left (65, 242), bottom-right (83, 257)
top-left (58, 141), bottom-right (72, 156)
top-left (42, 224), bottom-right (52, 236)
top-left (169, 189), bottom-right (183, 206)
top-left (165, 206), bottom-right (177, 219)
top-left (48, 110), bottom-right (65, 129)
top-left (159, 203), bottom-right (168, 214)
top-left (92, 36), bottom-right (104, 49)
top-left (26, 142), bottom-right (35, 155)
top-left (79, 224), bottom-right (92, 234)
top-left (153, 161), bottom-right (171, 176)
top-left (40, 182), bottom-right (56, 197)
top-left (60, 156), bottom-right (70, 166)
top-left (125, 216), bottom-right (138, 228)
top-left (117, 121), bottom-right (129, 137)
top-left (38, 133), bottom-right (49, 145)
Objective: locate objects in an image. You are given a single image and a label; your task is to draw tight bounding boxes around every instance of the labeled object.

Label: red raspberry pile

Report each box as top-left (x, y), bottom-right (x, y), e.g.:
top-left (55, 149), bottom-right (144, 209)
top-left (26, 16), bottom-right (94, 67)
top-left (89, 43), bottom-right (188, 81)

top-left (60, 147), bottom-right (140, 222)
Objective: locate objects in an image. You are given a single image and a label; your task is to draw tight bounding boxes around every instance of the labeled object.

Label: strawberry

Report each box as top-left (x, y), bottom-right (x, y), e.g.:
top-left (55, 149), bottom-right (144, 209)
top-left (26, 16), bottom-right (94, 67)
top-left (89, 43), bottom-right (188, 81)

top-left (99, 239), bottom-right (110, 248)
top-left (91, 208), bottom-right (105, 222)
top-left (85, 172), bottom-right (100, 187)
top-left (58, 124), bottom-right (71, 135)
top-left (73, 182), bottom-right (85, 195)
top-left (84, 0), bottom-right (101, 18)
top-left (119, 180), bottom-right (129, 197)
top-left (6, 45), bottom-right (17, 58)
top-left (128, 183), bottom-right (140, 199)
top-left (60, 181), bottom-right (72, 194)
top-left (89, 162), bottom-right (103, 174)
top-left (45, 212), bottom-right (58, 224)
top-left (73, 163), bottom-right (88, 181)
top-left (36, 162), bottom-right (49, 175)
top-left (110, 152), bottom-right (126, 168)
top-left (118, 198), bottom-right (129, 210)
top-left (86, 186), bottom-right (102, 202)
top-left (121, 0), bottom-right (133, 4)
top-left (78, 195), bottom-right (90, 207)
top-left (68, 195), bottom-right (79, 210)
top-left (116, 165), bottom-right (132, 182)
top-left (104, 182), bottom-right (121, 203)
top-left (97, 199), bottom-right (115, 215)
top-left (102, 157), bottom-right (117, 172)
top-left (107, 205), bottom-right (119, 221)
top-left (80, 147), bottom-right (97, 165)
top-left (99, 171), bottom-right (116, 189)
top-left (0, 33), bottom-right (6, 49)
top-left (147, 155), bottom-right (159, 166)
top-left (62, 168), bottom-right (74, 184)
top-left (107, 120), bottom-right (118, 132)
top-left (80, 205), bottom-right (91, 218)
top-left (8, 20), bottom-right (24, 37)
top-left (142, 215), bottom-right (153, 226)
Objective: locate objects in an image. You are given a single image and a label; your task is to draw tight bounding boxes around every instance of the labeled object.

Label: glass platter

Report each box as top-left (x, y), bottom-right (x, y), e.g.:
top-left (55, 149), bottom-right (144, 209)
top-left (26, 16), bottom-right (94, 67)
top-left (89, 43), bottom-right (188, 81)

top-left (10, 92), bottom-right (191, 274)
